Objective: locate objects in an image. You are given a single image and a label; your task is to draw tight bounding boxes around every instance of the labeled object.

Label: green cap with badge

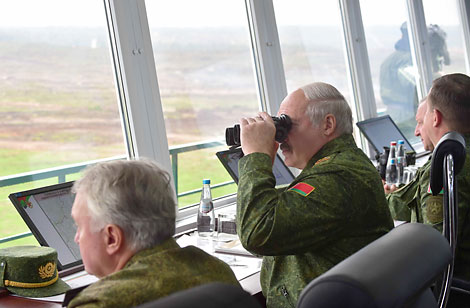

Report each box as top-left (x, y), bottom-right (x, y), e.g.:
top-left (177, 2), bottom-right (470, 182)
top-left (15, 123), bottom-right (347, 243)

top-left (0, 245), bottom-right (71, 297)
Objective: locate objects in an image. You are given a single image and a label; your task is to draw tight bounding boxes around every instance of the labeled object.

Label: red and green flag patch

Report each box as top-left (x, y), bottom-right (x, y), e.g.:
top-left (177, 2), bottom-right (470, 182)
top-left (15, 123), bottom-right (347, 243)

top-left (427, 184), bottom-right (444, 195)
top-left (289, 182), bottom-right (315, 197)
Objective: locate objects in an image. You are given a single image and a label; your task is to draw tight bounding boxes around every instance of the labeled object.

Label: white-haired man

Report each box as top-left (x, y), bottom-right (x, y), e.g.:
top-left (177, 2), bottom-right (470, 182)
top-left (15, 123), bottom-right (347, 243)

top-left (236, 82), bottom-right (394, 308)
top-left (68, 159), bottom-right (239, 308)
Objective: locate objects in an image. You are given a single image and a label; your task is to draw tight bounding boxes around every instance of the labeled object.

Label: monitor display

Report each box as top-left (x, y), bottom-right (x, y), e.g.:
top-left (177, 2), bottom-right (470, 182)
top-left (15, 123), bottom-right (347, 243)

top-left (216, 148), bottom-right (295, 186)
top-left (9, 182), bottom-right (81, 270)
top-left (356, 115), bottom-right (415, 154)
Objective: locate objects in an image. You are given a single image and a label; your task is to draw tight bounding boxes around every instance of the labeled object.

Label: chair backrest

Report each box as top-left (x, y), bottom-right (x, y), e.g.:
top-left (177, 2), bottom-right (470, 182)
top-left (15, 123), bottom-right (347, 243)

top-left (297, 223), bottom-right (451, 308)
top-left (134, 283), bottom-right (262, 308)
top-left (429, 131), bottom-right (467, 307)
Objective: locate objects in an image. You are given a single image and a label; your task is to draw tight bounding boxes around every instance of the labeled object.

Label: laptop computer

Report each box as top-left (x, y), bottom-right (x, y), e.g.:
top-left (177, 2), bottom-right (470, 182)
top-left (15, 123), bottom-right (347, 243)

top-left (216, 147), bottom-right (295, 186)
top-left (356, 115), bottom-right (415, 154)
top-left (9, 181), bottom-right (83, 274)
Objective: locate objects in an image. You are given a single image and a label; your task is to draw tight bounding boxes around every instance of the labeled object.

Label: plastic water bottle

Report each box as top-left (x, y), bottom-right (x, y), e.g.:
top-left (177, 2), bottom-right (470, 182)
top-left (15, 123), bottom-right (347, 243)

top-left (388, 141), bottom-right (397, 162)
top-left (396, 140), bottom-right (406, 184)
top-left (386, 158), bottom-right (398, 186)
top-left (386, 141), bottom-right (398, 185)
top-left (197, 179), bottom-right (215, 237)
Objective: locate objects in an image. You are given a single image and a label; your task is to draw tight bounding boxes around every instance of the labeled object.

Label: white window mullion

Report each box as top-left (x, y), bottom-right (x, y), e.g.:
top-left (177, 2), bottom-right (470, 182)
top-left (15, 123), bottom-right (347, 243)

top-left (106, 0), bottom-right (172, 181)
top-left (246, 0), bottom-right (287, 115)
top-left (338, 0), bottom-right (376, 155)
top-left (406, 0), bottom-right (433, 97)
top-left (458, 0), bottom-right (470, 74)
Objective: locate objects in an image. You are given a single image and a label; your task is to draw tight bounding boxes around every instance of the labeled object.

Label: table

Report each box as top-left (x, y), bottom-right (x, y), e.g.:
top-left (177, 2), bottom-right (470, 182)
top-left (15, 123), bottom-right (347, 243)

top-left (0, 234), bottom-right (262, 307)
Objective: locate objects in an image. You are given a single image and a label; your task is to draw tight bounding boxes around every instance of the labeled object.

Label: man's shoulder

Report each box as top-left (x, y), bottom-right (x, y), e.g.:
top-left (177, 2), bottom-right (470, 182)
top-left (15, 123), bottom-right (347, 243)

top-left (309, 148), bottom-right (373, 173)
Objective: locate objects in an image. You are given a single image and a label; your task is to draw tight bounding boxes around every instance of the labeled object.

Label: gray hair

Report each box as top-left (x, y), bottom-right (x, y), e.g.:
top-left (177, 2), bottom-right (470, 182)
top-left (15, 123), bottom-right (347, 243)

top-left (300, 82), bottom-right (353, 135)
top-left (72, 159), bottom-right (177, 252)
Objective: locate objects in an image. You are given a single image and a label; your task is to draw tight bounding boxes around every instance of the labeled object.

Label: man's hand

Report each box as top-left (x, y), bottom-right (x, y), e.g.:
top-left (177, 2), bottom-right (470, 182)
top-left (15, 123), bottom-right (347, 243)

top-left (384, 183), bottom-right (398, 194)
top-left (240, 112), bottom-right (278, 161)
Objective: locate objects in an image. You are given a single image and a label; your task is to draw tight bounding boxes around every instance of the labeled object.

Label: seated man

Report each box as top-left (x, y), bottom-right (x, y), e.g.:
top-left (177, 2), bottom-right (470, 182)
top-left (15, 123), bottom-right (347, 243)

top-left (386, 98), bottom-right (435, 222)
top-left (421, 73), bottom-right (470, 282)
top-left (236, 82), bottom-right (394, 308)
top-left (68, 159), bottom-right (240, 308)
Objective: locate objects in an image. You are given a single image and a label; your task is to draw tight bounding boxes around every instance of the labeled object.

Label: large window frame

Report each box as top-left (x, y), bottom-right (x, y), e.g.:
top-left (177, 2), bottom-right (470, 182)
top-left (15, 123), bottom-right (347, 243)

top-left (2, 0), bottom-right (470, 242)
top-left (107, 0), bottom-right (470, 221)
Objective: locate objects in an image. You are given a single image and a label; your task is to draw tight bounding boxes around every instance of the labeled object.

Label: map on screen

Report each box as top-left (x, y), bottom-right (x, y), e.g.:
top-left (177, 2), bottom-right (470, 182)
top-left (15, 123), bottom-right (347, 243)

top-left (9, 182), bottom-right (82, 270)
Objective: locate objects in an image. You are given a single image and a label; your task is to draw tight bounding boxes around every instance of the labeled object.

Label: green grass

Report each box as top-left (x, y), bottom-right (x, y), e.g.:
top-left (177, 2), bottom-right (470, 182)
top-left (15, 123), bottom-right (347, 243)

top-left (0, 236), bottom-right (39, 249)
top-left (0, 145), bottom-right (237, 242)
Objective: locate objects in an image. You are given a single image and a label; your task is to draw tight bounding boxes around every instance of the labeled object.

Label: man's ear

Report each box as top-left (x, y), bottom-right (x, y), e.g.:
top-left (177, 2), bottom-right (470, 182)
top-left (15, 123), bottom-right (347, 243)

top-left (323, 114), bottom-right (336, 136)
top-left (433, 108), bottom-right (443, 128)
top-left (102, 224), bottom-right (125, 256)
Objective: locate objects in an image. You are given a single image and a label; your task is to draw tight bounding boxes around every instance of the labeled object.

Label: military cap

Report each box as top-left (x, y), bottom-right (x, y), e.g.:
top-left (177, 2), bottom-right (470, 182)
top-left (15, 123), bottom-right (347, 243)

top-left (0, 245), bottom-right (70, 297)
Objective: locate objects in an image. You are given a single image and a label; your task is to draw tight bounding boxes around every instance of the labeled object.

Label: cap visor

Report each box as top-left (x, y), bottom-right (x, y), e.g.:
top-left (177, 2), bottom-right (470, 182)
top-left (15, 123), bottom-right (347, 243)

top-left (7, 278), bottom-right (71, 297)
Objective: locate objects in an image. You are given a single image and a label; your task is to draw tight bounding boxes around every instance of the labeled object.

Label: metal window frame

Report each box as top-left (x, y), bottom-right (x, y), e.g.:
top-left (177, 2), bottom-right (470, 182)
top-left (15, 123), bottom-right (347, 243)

top-left (106, 0), bottom-right (172, 175)
top-left (338, 0), bottom-right (377, 154)
top-left (458, 0), bottom-right (470, 74)
top-left (106, 0), bottom-right (246, 221)
top-left (246, 0), bottom-right (287, 115)
top-left (406, 0), bottom-right (434, 99)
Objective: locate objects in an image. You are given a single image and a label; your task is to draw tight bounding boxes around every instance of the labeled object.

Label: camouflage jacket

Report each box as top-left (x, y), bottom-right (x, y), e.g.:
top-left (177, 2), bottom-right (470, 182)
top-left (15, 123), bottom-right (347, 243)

top-left (387, 133), bottom-right (470, 280)
top-left (387, 158), bottom-right (431, 223)
top-left (237, 134), bottom-right (393, 308)
top-left (67, 238), bottom-right (240, 308)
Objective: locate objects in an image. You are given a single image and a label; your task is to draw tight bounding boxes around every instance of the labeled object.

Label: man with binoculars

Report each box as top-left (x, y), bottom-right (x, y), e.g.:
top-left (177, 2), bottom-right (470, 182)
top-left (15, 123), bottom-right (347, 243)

top-left (235, 82), bottom-right (394, 308)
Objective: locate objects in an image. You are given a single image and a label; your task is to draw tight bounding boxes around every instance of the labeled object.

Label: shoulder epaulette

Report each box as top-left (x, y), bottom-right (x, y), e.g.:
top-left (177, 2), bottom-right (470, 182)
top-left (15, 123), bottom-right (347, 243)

top-left (314, 156), bottom-right (330, 167)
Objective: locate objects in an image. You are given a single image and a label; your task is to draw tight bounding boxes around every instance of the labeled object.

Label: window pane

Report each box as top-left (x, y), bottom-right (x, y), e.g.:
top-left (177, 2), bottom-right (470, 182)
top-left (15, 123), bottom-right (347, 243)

top-left (361, 0), bottom-right (420, 146)
top-left (145, 0), bottom-right (259, 207)
top-left (0, 0), bottom-right (128, 246)
top-left (273, 0), bottom-right (352, 104)
top-left (423, 0), bottom-right (467, 77)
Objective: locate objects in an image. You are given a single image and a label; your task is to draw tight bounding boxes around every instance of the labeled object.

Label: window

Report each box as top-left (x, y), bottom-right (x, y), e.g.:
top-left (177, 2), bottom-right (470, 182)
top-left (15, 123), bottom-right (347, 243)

top-left (361, 0), bottom-right (420, 145)
top-left (0, 0), bottom-right (128, 247)
top-left (273, 0), bottom-right (352, 103)
top-left (423, 0), bottom-right (467, 77)
top-left (145, 0), bottom-right (260, 207)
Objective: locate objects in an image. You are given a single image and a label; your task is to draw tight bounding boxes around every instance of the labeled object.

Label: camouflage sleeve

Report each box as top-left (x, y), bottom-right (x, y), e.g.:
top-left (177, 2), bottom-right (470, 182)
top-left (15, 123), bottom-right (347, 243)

top-left (386, 181), bottom-right (416, 221)
top-left (237, 153), bottom-right (353, 256)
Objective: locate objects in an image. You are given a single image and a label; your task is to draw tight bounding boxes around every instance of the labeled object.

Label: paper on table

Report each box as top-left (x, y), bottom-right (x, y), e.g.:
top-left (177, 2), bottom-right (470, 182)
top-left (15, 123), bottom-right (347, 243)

top-left (214, 239), bottom-right (255, 257)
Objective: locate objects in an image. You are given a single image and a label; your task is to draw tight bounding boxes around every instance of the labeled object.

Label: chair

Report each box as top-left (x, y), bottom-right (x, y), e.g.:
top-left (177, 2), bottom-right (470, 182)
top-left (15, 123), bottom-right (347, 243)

top-left (134, 282), bottom-right (262, 308)
top-left (429, 131), bottom-right (468, 307)
top-left (297, 223), bottom-right (451, 308)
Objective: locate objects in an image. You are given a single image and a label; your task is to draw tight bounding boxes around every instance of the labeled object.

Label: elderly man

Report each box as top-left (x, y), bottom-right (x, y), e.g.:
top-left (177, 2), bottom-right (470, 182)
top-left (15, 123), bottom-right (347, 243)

top-left (68, 159), bottom-right (239, 308)
top-left (421, 73), bottom-right (470, 282)
top-left (236, 82), bottom-right (393, 308)
top-left (386, 98), bottom-right (435, 221)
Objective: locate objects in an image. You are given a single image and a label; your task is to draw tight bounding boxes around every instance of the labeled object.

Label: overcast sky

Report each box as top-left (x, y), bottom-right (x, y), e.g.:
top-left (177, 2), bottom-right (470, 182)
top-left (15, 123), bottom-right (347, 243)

top-left (0, 0), bottom-right (460, 28)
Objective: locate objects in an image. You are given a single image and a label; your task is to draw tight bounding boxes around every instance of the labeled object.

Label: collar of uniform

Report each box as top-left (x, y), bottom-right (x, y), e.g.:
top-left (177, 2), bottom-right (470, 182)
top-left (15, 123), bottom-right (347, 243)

top-left (304, 134), bottom-right (356, 169)
top-left (124, 237), bottom-right (180, 268)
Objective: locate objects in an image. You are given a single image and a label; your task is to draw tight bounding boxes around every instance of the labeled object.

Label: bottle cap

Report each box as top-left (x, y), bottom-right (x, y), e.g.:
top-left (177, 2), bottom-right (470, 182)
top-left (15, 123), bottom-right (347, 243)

top-left (390, 141), bottom-right (397, 146)
top-left (398, 140), bottom-right (404, 144)
top-left (202, 179), bottom-right (210, 184)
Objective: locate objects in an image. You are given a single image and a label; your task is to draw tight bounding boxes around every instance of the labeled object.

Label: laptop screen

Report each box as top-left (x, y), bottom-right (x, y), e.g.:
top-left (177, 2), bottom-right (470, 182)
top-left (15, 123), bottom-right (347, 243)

top-left (216, 147), bottom-right (295, 186)
top-left (9, 182), bottom-right (82, 271)
top-left (356, 115), bottom-right (415, 154)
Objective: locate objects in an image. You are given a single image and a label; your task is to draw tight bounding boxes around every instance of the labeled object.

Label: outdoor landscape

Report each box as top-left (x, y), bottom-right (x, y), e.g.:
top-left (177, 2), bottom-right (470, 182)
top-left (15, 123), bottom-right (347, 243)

top-left (0, 22), bottom-right (465, 247)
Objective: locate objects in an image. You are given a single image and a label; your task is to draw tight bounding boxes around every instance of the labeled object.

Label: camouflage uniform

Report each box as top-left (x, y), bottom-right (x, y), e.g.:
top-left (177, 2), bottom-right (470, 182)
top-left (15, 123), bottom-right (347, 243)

top-left (237, 134), bottom-right (394, 308)
top-left (387, 133), bottom-right (470, 280)
top-left (68, 238), bottom-right (240, 308)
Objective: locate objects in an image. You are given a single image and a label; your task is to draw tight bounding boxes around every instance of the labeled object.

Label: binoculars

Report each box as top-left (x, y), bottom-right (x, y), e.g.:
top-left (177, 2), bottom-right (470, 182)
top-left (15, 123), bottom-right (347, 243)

top-left (225, 114), bottom-right (292, 147)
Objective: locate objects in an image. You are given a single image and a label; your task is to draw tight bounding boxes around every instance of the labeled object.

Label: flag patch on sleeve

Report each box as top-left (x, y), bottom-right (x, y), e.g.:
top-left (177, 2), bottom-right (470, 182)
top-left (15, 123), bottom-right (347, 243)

top-left (289, 182), bottom-right (315, 197)
top-left (427, 184), bottom-right (444, 195)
